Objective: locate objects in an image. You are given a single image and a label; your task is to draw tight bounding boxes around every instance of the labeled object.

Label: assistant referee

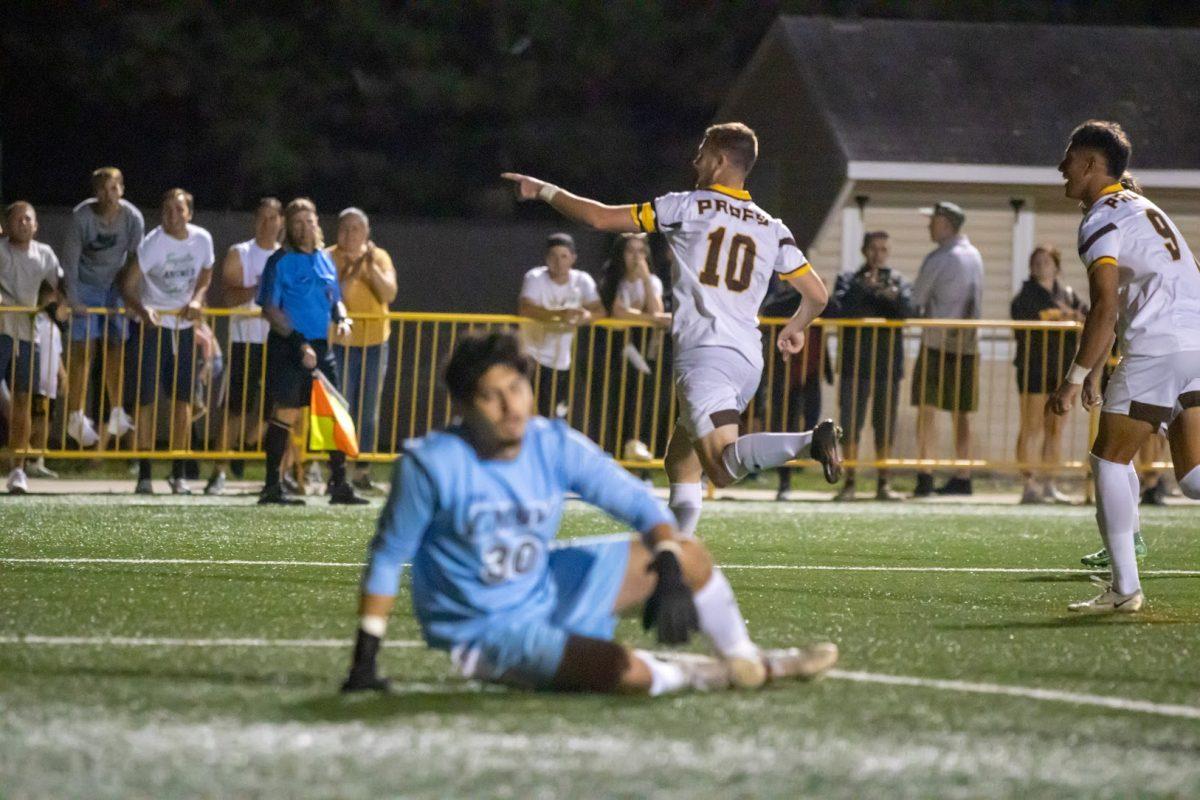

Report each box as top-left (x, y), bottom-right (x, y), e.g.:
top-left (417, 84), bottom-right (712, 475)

top-left (256, 198), bottom-right (367, 506)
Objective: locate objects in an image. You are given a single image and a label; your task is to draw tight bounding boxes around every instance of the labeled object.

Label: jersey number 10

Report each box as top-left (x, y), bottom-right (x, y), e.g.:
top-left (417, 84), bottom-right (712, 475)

top-left (699, 227), bottom-right (756, 292)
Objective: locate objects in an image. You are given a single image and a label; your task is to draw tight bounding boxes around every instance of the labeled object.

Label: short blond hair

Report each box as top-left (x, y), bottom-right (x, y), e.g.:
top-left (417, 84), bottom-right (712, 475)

top-left (703, 122), bottom-right (758, 174)
top-left (91, 166), bottom-right (124, 192)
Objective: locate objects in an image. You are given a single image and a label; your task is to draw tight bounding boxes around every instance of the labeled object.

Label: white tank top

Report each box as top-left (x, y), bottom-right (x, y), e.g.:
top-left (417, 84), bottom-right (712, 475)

top-left (228, 239), bottom-right (278, 343)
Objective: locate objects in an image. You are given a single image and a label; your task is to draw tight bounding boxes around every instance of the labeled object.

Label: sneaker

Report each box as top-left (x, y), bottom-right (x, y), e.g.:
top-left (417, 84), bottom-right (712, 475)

top-left (875, 482), bottom-right (904, 502)
top-left (306, 462), bottom-right (325, 489)
top-left (1019, 485), bottom-right (1046, 505)
top-left (833, 481), bottom-right (856, 502)
top-left (1043, 484), bottom-right (1074, 505)
top-left (762, 642), bottom-right (840, 681)
top-left (27, 458), bottom-right (58, 479)
top-left (7, 468), bottom-right (29, 495)
top-left (258, 484), bottom-right (305, 506)
top-left (281, 474), bottom-right (302, 496)
top-left (623, 439), bottom-right (654, 463)
top-left (204, 472), bottom-right (226, 496)
top-left (352, 472), bottom-right (376, 492)
top-left (935, 477), bottom-right (973, 496)
top-left (167, 475), bottom-right (193, 496)
top-left (329, 481), bottom-right (370, 506)
top-left (912, 472), bottom-right (934, 498)
top-left (134, 477), bottom-right (154, 495)
top-left (810, 420), bottom-right (843, 484)
top-left (1068, 576), bottom-right (1144, 614)
top-left (1080, 532), bottom-right (1148, 568)
top-left (775, 488), bottom-right (798, 502)
top-left (67, 411), bottom-right (99, 447)
top-left (106, 407), bottom-right (135, 437)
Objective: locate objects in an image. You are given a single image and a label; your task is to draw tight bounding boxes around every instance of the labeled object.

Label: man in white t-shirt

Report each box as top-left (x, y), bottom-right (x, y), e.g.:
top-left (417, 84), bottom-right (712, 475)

top-left (503, 122), bottom-right (840, 541)
top-left (518, 233), bottom-right (604, 420)
top-left (0, 201), bottom-right (66, 493)
top-left (204, 197), bottom-right (282, 495)
top-left (121, 188), bottom-right (214, 495)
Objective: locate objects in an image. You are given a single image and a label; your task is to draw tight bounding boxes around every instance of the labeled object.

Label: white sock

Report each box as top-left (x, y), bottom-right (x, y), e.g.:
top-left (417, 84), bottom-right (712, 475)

top-left (721, 431), bottom-right (813, 482)
top-left (1126, 463), bottom-right (1141, 534)
top-left (1092, 454), bottom-right (1141, 595)
top-left (692, 568), bottom-right (756, 660)
top-left (1178, 464), bottom-right (1200, 499)
top-left (634, 651), bottom-right (688, 697)
top-left (668, 482), bottom-right (703, 538)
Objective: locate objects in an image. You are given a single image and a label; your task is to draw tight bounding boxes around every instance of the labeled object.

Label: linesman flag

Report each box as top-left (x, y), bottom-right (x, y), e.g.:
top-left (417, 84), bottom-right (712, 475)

top-left (309, 370), bottom-right (360, 458)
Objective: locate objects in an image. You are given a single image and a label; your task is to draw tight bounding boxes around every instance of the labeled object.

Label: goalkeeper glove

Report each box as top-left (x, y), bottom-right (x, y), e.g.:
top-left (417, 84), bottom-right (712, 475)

top-left (642, 542), bottom-right (699, 645)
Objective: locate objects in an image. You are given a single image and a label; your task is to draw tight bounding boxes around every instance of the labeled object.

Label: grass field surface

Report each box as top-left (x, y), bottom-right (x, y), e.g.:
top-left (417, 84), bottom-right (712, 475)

top-left (2, 493), bottom-right (1199, 799)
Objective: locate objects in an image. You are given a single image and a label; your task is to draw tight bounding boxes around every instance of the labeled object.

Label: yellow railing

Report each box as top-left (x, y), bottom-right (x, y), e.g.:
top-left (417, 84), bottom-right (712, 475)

top-left (0, 305), bottom-right (1114, 476)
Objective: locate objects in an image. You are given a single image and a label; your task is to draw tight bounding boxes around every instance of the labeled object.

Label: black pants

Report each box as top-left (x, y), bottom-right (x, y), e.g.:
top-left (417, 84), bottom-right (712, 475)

top-left (839, 362), bottom-right (901, 458)
top-left (533, 362), bottom-right (571, 420)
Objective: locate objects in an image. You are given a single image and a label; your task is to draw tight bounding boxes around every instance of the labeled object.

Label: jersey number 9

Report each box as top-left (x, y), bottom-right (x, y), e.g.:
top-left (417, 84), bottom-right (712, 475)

top-left (1146, 210), bottom-right (1182, 261)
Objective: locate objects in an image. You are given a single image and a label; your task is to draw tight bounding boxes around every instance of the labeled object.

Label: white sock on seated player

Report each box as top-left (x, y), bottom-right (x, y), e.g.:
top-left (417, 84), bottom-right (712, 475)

top-left (1092, 453), bottom-right (1141, 595)
top-left (668, 482), bottom-right (703, 537)
top-left (1178, 464), bottom-right (1200, 499)
top-left (692, 568), bottom-right (758, 661)
top-left (634, 651), bottom-right (689, 696)
top-left (720, 431), bottom-right (814, 482)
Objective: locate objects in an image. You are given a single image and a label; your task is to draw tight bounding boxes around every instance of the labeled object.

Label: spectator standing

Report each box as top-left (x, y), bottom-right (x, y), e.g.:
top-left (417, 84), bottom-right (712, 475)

top-left (205, 198), bottom-right (283, 495)
top-left (61, 167), bottom-right (144, 447)
top-left (0, 202), bottom-right (64, 493)
top-left (910, 202), bottom-right (983, 497)
top-left (518, 233), bottom-right (604, 420)
top-left (329, 207), bottom-right (397, 490)
top-left (120, 188), bottom-right (214, 495)
top-left (829, 231), bottom-right (912, 501)
top-left (597, 233), bottom-right (670, 460)
top-left (1011, 244), bottom-right (1087, 504)
top-left (256, 198), bottom-right (366, 506)
top-left (28, 282), bottom-right (68, 478)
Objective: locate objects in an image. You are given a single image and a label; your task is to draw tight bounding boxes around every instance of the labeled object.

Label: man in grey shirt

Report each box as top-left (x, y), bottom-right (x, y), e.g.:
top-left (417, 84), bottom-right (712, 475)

top-left (909, 201), bottom-right (983, 497)
top-left (60, 167), bottom-right (144, 448)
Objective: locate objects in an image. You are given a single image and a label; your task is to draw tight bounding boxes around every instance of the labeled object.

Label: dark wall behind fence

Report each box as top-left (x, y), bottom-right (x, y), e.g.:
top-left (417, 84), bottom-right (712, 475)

top-left (33, 208), bottom-right (614, 313)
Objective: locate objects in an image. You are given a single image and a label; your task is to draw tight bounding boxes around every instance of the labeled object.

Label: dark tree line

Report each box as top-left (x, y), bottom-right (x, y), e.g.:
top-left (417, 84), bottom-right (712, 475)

top-left (3, 1), bottom-right (1196, 216)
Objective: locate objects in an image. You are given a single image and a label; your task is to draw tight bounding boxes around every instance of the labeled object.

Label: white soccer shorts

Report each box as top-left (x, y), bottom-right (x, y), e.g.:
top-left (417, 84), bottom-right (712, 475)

top-left (1104, 350), bottom-right (1200, 432)
top-left (673, 346), bottom-right (762, 439)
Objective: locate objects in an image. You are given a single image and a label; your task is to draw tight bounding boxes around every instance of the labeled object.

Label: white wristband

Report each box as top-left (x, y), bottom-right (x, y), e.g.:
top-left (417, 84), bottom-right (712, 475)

top-left (1066, 362), bottom-right (1091, 385)
top-left (653, 540), bottom-right (684, 558)
top-left (360, 614), bottom-right (388, 638)
top-left (537, 184), bottom-right (560, 203)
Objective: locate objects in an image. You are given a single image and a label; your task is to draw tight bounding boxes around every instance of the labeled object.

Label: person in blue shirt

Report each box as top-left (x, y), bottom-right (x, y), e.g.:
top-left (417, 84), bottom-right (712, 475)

top-left (342, 331), bottom-right (838, 695)
top-left (256, 198), bottom-right (367, 506)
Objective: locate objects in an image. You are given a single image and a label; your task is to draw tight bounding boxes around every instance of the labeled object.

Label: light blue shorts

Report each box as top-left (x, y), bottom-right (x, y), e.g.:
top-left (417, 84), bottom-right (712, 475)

top-left (450, 537), bottom-right (631, 689)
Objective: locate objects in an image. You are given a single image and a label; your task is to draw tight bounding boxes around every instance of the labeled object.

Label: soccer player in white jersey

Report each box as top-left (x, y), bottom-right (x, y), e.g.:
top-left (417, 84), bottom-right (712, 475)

top-left (120, 188), bottom-right (214, 495)
top-left (503, 122), bottom-right (841, 537)
top-left (1048, 120), bottom-right (1200, 614)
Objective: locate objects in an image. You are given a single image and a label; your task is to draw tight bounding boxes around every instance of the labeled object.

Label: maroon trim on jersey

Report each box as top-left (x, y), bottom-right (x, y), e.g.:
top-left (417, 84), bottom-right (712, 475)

top-left (1078, 223), bottom-right (1117, 257)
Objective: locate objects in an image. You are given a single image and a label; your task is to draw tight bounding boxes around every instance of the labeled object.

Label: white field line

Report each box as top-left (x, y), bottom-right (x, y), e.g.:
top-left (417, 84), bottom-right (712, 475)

top-left (2, 556), bottom-right (1199, 576)
top-left (4, 634), bottom-right (1199, 721)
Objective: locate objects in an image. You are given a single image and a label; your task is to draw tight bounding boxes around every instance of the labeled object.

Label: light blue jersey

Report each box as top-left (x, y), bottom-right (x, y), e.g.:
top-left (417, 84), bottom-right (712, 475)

top-left (364, 417), bottom-right (673, 657)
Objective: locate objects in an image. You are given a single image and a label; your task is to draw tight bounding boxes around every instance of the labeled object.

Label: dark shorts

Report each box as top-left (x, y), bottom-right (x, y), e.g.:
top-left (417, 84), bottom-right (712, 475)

top-left (226, 341), bottom-right (266, 415)
top-left (123, 323), bottom-right (196, 407)
top-left (1015, 362), bottom-right (1068, 395)
top-left (911, 347), bottom-right (978, 413)
top-left (266, 333), bottom-right (339, 410)
top-left (0, 335), bottom-right (39, 393)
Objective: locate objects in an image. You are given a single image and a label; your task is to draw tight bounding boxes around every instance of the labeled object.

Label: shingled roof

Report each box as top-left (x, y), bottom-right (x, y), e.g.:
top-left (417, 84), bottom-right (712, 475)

top-left (718, 16), bottom-right (1200, 245)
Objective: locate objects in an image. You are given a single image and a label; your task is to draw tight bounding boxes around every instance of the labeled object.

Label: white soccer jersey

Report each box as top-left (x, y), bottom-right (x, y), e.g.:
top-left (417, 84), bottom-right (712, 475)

top-left (1078, 184), bottom-right (1200, 357)
top-left (136, 224), bottom-right (215, 329)
top-left (632, 185), bottom-right (809, 364)
top-left (228, 238), bottom-right (278, 343)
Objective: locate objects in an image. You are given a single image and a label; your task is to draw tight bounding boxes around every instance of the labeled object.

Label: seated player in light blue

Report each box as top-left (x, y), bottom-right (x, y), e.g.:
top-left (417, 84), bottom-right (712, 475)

top-left (342, 331), bottom-right (838, 695)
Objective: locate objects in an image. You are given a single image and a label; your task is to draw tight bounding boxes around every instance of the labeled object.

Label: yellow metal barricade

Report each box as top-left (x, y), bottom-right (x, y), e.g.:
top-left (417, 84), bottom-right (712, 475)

top-left (2, 304), bottom-right (1137, 477)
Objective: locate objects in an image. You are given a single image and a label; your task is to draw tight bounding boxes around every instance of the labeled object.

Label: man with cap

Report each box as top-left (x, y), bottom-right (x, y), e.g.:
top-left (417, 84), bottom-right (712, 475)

top-left (910, 201), bottom-right (984, 496)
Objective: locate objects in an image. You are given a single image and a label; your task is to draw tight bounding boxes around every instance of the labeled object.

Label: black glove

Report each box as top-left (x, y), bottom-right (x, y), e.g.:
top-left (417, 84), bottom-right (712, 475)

top-left (642, 546), bottom-right (699, 645)
top-left (341, 628), bottom-right (390, 693)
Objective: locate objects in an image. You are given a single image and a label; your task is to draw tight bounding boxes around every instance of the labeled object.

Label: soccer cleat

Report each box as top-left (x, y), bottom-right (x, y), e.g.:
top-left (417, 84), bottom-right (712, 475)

top-left (329, 482), bottom-right (370, 506)
top-left (1068, 577), bottom-right (1143, 614)
top-left (1079, 533), bottom-right (1148, 568)
top-left (726, 655), bottom-right (768, 690)
top-left (134, 477), bottom-right (154, 495)
top-left (204, 471), bottom-right (226, 496)
top-left (810, 420), bottom-right (843, 484)
top-left (106, 407), bottom-right (135, 438)
top-left (7, 467), bottom-right (29, 495)
top-left (623, 439), bottom-right (654, 463)
top-left (27, 458), bottom-right (57, 479)
top-left (762, 642), bottom-right (840, 682)
top-left (67, 411), bottom-right (99, 447)
top-left (259, 484), bottom-right (305, 506)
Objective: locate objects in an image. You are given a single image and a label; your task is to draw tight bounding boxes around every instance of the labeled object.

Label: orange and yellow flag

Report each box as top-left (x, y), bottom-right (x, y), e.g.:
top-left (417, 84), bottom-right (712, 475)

top-left (308, 370), bottom-right (360, 458)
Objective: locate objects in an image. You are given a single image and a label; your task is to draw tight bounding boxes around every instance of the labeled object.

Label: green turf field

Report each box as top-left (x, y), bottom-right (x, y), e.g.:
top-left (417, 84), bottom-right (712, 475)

top-left (2, 494), bottom-right (1199, 799)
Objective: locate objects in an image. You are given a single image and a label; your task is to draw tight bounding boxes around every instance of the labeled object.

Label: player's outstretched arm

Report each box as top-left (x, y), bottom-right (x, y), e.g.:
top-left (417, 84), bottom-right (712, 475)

top-left (501, 172), bottom-right (641, 233)
top-left (777, 270), bottom-right (829, 358)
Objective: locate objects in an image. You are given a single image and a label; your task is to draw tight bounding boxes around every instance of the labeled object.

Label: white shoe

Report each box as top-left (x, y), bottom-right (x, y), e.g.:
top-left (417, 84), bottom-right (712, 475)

top-left (7, 468), bottom-right (29, 495)
top-left (775, 488), bottom-right (798, 502)
top-left (167, 475), bottom-right (193, 496)
top-left (106, 407), bottom-right (135, 437)
top-left (1068, 577), bottom-right (1143, 614)
top-left (1043, 484), bottom-right (1074, 505)
top-left (27, 457), bottom-right (57, 479)
top-left (762, 642), bottom-right (840, 681)
top-left (67, 411), bottom-right (99, 447)
top-left (623, 439), bottom-right (654, 462)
